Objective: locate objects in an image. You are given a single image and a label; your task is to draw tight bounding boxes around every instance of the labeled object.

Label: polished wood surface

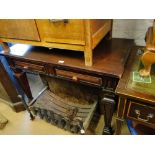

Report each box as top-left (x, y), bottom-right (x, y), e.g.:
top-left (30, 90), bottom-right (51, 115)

top-left (1, 38), bottom-right (133, 78)
top-left (115, 46), bottom-right (155, 134)
top-left (91, 20), bottom-right (112, 49)
top-left (36, 19), bottom-right (85, 45)
top-left (0, 20), bottom-right (40, 41)
top-left (0, 19), bottom-right (112, 66)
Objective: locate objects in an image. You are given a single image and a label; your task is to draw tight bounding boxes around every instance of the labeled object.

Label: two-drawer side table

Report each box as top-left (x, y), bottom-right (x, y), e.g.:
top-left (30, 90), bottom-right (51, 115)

top-left (0, 38), bottom-right (134, 134)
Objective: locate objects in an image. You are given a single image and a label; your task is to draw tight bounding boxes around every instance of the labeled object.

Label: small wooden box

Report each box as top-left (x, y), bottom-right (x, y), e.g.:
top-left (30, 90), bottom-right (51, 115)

top-left (0, 19), bottom-right (112, 66)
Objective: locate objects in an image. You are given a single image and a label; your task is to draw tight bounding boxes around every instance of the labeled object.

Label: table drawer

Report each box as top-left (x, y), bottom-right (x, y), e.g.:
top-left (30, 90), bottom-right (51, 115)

top-left (127, 101), bottom-right (155, 125)
top-left (14, 61), bottom-right (45, 73)
top-left (55, 69), bottom-right (102, 86)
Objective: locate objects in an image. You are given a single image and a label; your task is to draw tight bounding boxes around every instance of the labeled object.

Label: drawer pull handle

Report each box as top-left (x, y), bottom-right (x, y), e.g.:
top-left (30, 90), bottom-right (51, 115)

top-left (135, 110), bottom-right (154, 122)
top-left (23, 66), bottom-right (28, 69)
top-left (72, 76), bottom-right (78, 81)
top-left (49, 19), bottom-right (68, 23)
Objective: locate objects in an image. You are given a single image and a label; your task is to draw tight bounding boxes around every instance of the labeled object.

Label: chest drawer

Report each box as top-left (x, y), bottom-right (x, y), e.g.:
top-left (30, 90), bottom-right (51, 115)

top-left (127, 101), bottom-right (155, 126)
top-left (36, 19), bottom-right (85, 45)
top-left (13, 60), bottom-right (45, 73)
top-left (55, 69), bottom-right (102, 86)
top-left (0, 20), bottom-right (40, 41)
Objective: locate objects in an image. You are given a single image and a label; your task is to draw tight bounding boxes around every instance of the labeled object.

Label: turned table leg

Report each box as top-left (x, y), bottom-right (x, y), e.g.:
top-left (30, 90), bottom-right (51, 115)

top-left (100, 94), bottom-right (115, 135)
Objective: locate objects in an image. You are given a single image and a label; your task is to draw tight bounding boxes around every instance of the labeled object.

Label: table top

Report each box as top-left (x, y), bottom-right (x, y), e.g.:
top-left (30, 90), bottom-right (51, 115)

top-left (0, 38), bottom-right (134, 78)
top-left (116, 46), bottom-right (155, 105)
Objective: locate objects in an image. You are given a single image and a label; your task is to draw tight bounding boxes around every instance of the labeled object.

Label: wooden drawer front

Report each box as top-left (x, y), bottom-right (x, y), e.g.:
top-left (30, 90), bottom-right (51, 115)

top-left (36, 19), bottom-right (85, 45)
top-left (14, 61), bottom-right (45, 73)
top-left (55, 69), bottom-right (102, 86)
top-left (127, 101), bottom-right (155, 125)
top-left (0, 19), bottom-right (40, 41)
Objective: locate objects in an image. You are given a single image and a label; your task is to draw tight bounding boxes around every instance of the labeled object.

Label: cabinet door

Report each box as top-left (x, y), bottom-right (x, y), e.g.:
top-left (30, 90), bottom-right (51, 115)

top-left (0, 19), bottom-right (40, 41)
top-left (36, 19), bottom-right (85, 45)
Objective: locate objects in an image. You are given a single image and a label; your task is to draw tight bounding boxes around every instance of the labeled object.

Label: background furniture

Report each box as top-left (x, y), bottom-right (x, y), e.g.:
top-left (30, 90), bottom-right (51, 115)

top-left (0, 38), bottom-right (133, 134)
top-left (139, 20), bottom-right (155, 77)
top-left (0, 19), bottom-right (112, 66)
top-left (115, 47), bottom-right (155, 134)
top-left (0, 55), bottom-right (24, 112)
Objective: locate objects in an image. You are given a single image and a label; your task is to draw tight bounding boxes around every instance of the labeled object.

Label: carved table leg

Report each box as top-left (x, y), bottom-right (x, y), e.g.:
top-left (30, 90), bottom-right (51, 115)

top-left (100, 94), bottom-right (115, 135)
top-left (115, 97), bottom-right (127, 135)
top-left (13, 69), bottom-right (33, 100)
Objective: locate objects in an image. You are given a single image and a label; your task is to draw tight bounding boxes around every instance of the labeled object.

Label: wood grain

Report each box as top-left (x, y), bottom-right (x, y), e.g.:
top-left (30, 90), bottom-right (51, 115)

top-left (0, 19), bottom-right (112, 66)
top-left (0, 19), bottom-right (40, 41)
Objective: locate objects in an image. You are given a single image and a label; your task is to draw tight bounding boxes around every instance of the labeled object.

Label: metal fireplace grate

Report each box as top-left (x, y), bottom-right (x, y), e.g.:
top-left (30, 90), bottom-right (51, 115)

top-left (30, 90), bottom-right (97, 134)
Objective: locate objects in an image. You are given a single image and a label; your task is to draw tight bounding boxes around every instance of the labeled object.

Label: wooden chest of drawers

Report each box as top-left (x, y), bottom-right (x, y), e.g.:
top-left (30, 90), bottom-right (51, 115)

top-left (0, 19), bottom-right (112, 66)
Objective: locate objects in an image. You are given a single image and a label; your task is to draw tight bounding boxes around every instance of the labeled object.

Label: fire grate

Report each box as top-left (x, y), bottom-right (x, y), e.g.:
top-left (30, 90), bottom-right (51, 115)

top-left (30, 90), bottom-right (97, 134)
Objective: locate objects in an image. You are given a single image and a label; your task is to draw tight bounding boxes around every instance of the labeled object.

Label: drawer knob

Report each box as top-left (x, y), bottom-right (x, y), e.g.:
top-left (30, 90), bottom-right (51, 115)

top-left (72, 76), bottom-right (78, 81)
top-left (135, 109), bottom-right (154, 122)
top-left (23, 66), bottom-right (28, 69)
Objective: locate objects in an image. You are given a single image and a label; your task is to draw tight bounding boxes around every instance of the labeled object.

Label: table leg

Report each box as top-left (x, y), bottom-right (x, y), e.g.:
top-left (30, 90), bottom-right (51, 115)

top-left (115, 118), bottom-right (124, 135)
top-left (115, 97), bottom-right (127, 135)
top-left (100, 95), bottom-right (115, 135)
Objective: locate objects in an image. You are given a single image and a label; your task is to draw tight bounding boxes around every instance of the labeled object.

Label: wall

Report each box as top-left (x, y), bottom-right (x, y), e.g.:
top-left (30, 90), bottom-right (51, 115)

top-left (112, 19), bottom-right (154, 46)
